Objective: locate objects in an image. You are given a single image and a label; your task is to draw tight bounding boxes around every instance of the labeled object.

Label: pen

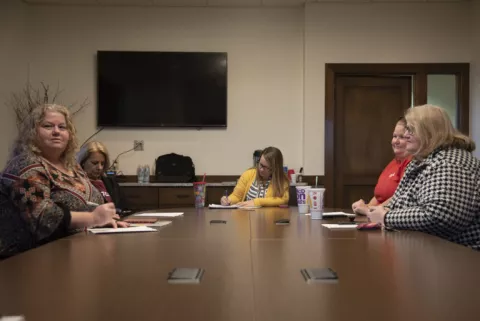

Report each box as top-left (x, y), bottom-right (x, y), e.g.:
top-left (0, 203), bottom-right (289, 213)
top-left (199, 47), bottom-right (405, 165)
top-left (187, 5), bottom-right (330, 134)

top-left (86, 201), bottom-right (99, 207)
top-left (224, 190), bottom-right (230, 205)
top-left (87, 201), bottom-right (121, 221)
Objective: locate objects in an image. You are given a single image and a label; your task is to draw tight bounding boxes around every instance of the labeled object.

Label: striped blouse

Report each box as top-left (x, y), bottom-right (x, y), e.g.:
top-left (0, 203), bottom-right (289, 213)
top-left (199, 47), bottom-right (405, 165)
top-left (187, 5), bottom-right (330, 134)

top-left (245, 179), bottom-right (270, 201)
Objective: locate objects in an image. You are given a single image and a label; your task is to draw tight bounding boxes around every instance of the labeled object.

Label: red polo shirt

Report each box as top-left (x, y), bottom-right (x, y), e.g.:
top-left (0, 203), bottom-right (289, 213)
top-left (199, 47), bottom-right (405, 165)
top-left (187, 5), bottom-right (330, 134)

top-left (90, 179), bottom-right (113, 203)
top-left (373, 157), bottom-right (411, 204)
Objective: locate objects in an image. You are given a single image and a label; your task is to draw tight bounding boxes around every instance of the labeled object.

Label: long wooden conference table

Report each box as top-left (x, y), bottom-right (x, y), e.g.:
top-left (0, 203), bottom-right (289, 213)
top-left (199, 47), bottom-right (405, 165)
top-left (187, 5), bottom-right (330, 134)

top-left (0, 207), bottom-right (479, 321)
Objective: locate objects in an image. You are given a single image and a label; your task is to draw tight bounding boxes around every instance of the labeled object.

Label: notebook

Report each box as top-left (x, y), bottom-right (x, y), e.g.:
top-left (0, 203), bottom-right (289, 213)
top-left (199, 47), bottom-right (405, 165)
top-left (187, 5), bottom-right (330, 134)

top-left (123, 217), bottom-right (158, 224)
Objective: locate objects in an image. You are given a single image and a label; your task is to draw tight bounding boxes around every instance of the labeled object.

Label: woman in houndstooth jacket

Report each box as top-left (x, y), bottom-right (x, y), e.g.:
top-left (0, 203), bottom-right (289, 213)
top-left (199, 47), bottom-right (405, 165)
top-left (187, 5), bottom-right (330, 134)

top-left (368, 105), bottom-right (480, 251)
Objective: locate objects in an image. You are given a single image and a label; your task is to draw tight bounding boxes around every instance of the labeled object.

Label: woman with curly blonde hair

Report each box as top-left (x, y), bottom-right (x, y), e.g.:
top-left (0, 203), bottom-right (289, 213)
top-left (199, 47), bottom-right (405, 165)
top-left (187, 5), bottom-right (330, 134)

top-left (10, 103), bottom-right (79, 170)
top-left (0, 104), bottom-right (127, 259)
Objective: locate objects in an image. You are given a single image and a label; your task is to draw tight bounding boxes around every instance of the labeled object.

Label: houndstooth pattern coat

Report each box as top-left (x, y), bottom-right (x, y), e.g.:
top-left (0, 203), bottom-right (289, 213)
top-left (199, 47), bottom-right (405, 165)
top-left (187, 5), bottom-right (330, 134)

top-left (385, 147), bottom-right (480, 250)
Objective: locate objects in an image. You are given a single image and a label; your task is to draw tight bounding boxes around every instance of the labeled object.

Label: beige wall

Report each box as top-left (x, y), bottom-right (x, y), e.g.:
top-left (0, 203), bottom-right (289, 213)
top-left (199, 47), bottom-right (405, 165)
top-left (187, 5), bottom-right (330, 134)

top-left (0, 0), bottom-right (28, 166)
top-left (1, 1), bottom-right (475, 174)
top-left (24, 5), bottom-right (304, 175)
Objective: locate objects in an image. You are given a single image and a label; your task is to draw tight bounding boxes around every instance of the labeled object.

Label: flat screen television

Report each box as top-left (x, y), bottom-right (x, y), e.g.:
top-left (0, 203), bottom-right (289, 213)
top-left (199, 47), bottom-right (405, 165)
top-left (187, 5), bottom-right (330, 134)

top-left (97, 51), bottom-right (227, 128)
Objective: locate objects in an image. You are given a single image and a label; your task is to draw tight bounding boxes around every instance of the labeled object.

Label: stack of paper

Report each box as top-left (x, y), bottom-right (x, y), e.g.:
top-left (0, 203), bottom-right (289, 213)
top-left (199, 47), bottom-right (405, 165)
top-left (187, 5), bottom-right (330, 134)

top-left (87, 226), bottom-right (157, 234)
top-left (306, 211), bottom-right (355, 218)
top-left (322, 224), bottom-right (358, 230)
top-left (129, 221), bottom-right (172, 228)
top-left (209, 204), bottom-right (239, 209)
top-left (134, 212), bottom-right (184, 217)
top-left (209, 204), bottom-right (261, 210)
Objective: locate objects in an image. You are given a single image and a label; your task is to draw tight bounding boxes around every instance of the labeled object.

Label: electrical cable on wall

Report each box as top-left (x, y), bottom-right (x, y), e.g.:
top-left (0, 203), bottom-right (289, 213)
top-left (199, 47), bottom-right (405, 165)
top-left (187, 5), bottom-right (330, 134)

top-left (80, 127), bottom-right (104, 147)
top-left (108, 147), bottom-right (136, 171)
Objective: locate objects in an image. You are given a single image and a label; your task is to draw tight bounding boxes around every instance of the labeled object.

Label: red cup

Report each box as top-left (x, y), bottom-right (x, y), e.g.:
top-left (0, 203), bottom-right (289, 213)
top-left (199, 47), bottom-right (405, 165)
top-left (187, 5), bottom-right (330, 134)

top-left (287, 169), bottom-right (295, 181)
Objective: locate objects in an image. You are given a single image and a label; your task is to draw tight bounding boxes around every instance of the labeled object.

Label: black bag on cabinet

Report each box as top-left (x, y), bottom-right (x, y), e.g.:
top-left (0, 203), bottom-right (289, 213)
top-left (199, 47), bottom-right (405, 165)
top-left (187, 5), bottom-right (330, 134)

top-left (155, 153), bottom-right (196, 183)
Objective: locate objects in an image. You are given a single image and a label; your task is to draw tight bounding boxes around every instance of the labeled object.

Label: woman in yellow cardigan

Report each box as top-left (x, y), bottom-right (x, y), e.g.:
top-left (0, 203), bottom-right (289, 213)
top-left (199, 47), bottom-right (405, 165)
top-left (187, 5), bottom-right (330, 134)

top-left (221, 147), bottom-right (289, 207)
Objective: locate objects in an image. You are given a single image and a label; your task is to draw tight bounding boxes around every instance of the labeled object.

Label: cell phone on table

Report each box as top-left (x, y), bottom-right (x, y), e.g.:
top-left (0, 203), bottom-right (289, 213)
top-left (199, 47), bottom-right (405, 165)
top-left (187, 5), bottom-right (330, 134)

top-left (357, 222), bottom-right (382, 230)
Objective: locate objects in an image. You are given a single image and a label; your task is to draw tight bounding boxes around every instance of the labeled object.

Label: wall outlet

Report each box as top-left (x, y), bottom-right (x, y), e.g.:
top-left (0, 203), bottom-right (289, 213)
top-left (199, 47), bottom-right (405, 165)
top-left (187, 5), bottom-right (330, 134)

top-left (134, 140), bottom-right (144, 151)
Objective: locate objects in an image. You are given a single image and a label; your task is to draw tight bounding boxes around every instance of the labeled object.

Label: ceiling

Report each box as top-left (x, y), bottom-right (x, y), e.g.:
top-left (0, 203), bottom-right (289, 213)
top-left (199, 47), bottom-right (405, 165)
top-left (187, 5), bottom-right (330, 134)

top-left (22, 0), bottom-right (471, 8)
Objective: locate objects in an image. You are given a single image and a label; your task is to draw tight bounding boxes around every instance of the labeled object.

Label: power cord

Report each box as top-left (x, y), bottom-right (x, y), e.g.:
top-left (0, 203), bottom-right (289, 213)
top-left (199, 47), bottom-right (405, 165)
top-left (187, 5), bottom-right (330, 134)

top-left (80, 127), bottom-right (104, 147)
top-left (108, 147), bottom-right (136, 170)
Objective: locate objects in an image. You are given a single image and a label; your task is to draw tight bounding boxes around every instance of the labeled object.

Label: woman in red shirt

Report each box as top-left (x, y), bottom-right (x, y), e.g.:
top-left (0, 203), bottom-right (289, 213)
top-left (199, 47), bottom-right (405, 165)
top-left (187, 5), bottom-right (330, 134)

top-left (352, 117), bottom-right (411, 215)
top-left (77, 141), bottom-right (125, 211)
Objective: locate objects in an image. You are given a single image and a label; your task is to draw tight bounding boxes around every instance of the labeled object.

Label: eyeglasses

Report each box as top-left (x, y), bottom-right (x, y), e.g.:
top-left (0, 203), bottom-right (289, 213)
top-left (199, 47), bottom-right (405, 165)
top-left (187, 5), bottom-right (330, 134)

top-left (258, 162), bottom-right (271, 171)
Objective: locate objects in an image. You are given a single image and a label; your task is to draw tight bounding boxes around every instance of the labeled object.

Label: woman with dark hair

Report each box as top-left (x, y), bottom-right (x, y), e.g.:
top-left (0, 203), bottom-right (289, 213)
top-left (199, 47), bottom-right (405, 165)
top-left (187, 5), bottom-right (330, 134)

top-left (220, 147), bottom-right (289, 207)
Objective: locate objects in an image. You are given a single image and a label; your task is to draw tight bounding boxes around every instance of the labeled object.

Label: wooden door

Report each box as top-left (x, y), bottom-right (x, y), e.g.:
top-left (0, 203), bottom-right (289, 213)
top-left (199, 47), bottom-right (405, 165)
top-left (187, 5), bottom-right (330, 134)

top-left (333, 76), bottom-right (411, 209)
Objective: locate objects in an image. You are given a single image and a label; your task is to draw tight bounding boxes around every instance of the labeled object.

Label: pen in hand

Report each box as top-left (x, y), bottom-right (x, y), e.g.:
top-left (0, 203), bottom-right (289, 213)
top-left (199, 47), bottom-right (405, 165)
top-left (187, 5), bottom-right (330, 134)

top-left (224, 190), bottom-right (230, 205)
top-left (86, 201), bottom-right (122, 221)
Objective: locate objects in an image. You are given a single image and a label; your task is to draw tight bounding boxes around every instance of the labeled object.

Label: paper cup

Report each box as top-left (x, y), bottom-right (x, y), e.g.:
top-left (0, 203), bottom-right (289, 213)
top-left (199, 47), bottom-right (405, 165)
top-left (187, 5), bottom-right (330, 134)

top-left (296, 186), bottom-right (311, 214)
top-left (308, 188), bottom-right (325, 220)
top-left (290, 173), bottom-right (297, 184)
top-left (298, 204), bottom-right (309, 215)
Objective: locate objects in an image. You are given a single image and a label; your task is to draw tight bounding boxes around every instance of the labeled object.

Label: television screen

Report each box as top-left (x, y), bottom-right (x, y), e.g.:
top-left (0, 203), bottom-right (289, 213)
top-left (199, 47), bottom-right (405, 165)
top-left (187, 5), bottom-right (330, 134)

top-left (97, 51), bottom-right (227, 128)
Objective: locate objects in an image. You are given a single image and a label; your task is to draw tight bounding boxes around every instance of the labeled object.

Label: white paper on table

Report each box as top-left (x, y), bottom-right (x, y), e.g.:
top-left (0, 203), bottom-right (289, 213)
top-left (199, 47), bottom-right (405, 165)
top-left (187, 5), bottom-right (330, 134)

top-left (323, 211), bottom-right (356, 217)
top-left (305, 212), bottom-right (355, 218)
top-left (134, 212), bottom-right (184, 217)
top-left (129, 221), bottom-right (172, 228)
top-left (209, 204), bottom-right (239, 209)
top-left (209, 204), bottom-right (261, 210)
top-left (0, 317), bottom-right (26, 321)
top-left (322, 224), bottom-right (358, 230)
top-left (87, 226), bottom-right (157, 234)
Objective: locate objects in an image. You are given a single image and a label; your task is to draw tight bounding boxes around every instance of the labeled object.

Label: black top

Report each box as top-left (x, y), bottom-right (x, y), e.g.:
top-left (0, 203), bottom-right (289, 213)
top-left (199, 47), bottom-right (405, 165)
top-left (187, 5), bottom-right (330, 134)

top-left (100, 175), bottom-right (125, 210)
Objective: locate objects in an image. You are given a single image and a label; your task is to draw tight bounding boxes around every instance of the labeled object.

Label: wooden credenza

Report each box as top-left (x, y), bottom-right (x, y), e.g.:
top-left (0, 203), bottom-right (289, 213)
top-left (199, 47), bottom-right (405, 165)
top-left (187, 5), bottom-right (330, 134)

top-left (119, 181), bottom-right (308, 209)
top-left (119, 182), bottom-right (236, 210)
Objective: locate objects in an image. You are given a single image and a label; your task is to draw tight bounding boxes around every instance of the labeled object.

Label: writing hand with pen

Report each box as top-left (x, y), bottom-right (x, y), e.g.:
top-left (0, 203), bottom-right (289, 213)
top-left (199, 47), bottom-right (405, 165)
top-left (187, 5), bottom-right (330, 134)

top-left (220, 189), bottom-right (230, 206)
top-left (88, 202), bottom-right (130, 228)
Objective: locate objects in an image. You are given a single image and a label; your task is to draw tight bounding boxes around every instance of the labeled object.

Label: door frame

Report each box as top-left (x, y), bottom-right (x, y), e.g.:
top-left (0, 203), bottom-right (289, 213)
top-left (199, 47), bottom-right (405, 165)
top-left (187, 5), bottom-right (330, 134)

top-left (324, 63), bottom-right (470, 208)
